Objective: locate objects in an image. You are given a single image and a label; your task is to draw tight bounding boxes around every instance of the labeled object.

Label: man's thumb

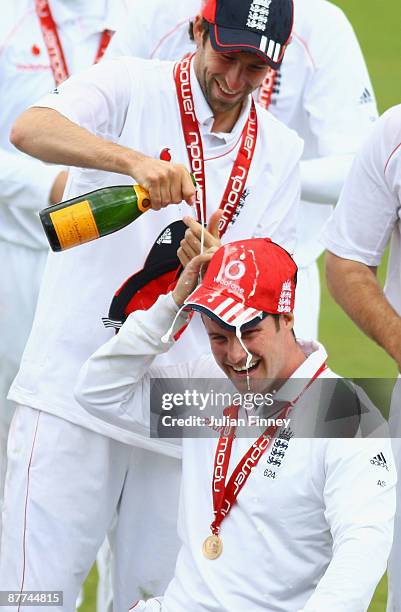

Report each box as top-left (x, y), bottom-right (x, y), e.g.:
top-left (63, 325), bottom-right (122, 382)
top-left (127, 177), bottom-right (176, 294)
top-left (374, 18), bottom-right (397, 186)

top-left (207, 209), bottom-right (224, 238)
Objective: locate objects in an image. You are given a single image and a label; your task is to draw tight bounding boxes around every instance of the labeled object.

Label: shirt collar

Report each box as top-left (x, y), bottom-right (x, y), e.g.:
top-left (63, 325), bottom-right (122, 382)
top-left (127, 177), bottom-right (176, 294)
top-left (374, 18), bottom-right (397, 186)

top-left (49, 0), bottom-right (121, 32)
top-left (189, 56), bottom-right (252, 144)
top-left (273, 340), bottom-right (328, 404)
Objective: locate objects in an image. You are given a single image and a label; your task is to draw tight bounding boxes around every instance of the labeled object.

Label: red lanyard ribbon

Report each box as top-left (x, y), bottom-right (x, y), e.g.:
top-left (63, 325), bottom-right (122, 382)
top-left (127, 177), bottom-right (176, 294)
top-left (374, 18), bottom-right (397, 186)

top-left (35, 0), bottom-right (113, 86)
top-left (174, 55), bottom-right (258, 237)
top-left (257, 67), bottom-right (278, 111)
top-left (210, 362), bottom-right (327, 537)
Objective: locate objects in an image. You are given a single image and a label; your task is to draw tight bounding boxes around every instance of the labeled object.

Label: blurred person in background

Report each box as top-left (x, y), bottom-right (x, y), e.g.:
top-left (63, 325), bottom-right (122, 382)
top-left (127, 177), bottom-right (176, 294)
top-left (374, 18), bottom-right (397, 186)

top-left (0, 0), bottom-right (129, 609)
top-left (323, 104), bottom-right (401, 612)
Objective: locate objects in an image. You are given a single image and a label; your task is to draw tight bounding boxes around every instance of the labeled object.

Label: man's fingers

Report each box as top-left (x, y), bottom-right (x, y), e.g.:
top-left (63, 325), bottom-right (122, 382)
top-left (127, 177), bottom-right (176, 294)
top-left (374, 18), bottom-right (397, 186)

top-left (148, 185), bottom-right (162, 211)
top-left (177, 247), bottom-right (191, 267)
top-left (183, 216), bottom-right (203, 238)
top-left (184, 228), bottom-right (201, 252)
top-left (190, 249), bottom-right (216, 273)
top-left (180, 239), bottom-right (198, 262)
top-left (132, 158), bottom-right (195, 209)
top-left (207, 209), bottom-right (224, 238)
top-left (181, 168), bottom-right (196, 206)
top-left (183, 216), bottom-right (221, 250)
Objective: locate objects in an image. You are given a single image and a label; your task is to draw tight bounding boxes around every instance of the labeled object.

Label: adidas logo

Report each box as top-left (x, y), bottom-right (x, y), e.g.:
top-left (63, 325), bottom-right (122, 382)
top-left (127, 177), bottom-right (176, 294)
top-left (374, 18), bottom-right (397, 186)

top-left (370, 452), bottom-right (388, 470)
top-left (157, 228), bottom-right (172, 245)
top-left (359, 88), bottom-right (373, 105)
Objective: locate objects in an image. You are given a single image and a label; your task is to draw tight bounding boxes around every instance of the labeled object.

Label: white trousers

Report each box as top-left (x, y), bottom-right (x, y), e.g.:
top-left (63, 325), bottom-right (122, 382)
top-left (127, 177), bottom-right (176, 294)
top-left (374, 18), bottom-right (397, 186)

top-left (0, 242), bottom-right (47, 538)
top-left (0, 406), bottom-right (181, 612)
top-left (387, 376), bottom-right (401, 612)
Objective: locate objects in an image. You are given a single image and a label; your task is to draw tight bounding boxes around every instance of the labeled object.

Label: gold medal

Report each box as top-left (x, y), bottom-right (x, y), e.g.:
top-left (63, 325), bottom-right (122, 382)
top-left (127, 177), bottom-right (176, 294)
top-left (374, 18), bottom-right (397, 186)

top-left (202, 534), bottom-right (223, 560)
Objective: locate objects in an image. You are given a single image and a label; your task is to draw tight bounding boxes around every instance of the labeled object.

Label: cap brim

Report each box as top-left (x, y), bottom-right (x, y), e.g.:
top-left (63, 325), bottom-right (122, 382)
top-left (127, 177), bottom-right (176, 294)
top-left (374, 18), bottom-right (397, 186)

top-left (184, 284), bottom-right (264, 330)
top-left (210, 23), bottom-right (285, 71)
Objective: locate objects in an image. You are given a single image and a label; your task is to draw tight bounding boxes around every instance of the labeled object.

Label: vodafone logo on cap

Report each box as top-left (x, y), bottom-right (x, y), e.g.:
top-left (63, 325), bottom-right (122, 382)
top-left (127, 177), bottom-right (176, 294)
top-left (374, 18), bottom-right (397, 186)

top-left (224, 260), bottom-right (246, 281)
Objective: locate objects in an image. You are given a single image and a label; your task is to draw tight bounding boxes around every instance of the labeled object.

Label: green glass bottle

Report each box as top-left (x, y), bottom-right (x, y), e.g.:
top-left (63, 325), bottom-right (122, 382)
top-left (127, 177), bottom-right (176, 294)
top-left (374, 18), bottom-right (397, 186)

top-left (40, 184), bottom-right (151, 252)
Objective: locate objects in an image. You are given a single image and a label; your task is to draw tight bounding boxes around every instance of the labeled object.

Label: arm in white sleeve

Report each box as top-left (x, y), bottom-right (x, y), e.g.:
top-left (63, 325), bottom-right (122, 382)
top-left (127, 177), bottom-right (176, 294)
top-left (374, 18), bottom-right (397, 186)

top-left (0, 147), bottom-right (62, 211)
top-left (75, 292), bottom-right (188, 426)
top-left (299, 2), bottom-right (377, 209)
top-left (302, 439), bottom-right (396, 611)
top-left (300, 153), bottom-right (354, 205)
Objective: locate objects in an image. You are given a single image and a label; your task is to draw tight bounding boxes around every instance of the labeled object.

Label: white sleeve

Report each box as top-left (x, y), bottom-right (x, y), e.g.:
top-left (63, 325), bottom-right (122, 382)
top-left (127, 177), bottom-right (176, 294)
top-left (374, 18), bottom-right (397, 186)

top-left (34, 58), bottom-right (132, 140)
top-left (302, 438), bottom-right (396, 611)
top-left (75, 292), bottom-right (189, 432)
top-left (105, 0), bottom-right (199, 60)
top-left (302, 3), bottom-right (378, 157)
top-left (254, 157), bottom-right (301, 255)
top-left (105, 0), bottom-right (153, 58)
top-left (0, 148), bottom-right (62, 210)
top-left (300, 153), bottom-right (354, 205)
top-left (321, 107), bottom-right (401, 266)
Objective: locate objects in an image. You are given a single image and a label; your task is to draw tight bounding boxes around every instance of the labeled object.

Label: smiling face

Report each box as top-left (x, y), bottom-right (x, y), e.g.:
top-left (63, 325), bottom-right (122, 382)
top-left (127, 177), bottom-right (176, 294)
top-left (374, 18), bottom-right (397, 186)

top-left (203, 313), bottom-right (303, 394)
top-left (192, 17), bottom-right (269, 131)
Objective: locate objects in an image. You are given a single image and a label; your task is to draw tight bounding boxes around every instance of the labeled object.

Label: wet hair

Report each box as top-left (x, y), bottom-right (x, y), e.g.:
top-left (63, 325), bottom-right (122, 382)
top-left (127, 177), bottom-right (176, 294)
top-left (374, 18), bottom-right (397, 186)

top-left (188, 18), bottom-right (210, 43)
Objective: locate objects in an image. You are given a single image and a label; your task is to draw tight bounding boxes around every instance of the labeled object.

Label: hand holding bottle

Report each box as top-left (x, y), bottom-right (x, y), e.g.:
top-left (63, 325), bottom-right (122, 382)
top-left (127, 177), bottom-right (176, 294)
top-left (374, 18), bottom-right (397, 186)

top-left (130, 153), bottom-right (196, 210)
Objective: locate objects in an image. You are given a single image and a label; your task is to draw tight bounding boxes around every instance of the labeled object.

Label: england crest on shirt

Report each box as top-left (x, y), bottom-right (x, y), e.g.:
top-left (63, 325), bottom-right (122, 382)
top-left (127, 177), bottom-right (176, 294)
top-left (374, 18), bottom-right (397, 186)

top-left (265, 427), bottom-right (294, 469)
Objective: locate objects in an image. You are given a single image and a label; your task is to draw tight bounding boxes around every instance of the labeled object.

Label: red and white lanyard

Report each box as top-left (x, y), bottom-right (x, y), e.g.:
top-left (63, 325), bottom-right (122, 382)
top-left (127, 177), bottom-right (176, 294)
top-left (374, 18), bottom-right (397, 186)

top-left (257, 67), bottom-right (278, 111)
top-left (174, 55), bottom-right (258, 237)
top-left (209, 362), bottom-right (327, 543)
top-left (35, 0), bottom-right (113, 86)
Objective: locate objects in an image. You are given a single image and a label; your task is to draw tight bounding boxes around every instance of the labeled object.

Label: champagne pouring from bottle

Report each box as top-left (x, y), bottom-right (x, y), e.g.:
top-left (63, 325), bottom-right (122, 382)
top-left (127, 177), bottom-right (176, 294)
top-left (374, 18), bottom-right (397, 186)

top-left (40, 175), bottom-right (198, 252)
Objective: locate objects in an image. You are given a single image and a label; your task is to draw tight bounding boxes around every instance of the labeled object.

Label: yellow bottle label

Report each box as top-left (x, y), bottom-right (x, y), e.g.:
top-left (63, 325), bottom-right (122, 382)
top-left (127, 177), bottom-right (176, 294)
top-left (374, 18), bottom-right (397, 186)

top-left (133, 184), bottom-right (151, 212)
top-left (50, 200), bottom-right (100, 250)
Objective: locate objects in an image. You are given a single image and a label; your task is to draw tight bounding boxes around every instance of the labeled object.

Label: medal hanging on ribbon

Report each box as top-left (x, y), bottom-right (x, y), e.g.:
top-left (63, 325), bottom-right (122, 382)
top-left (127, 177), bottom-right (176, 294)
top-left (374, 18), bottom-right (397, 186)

top-left (204, 362), bottom-right (327, 560)
top-left (35, 0), bottom-right (113, 86)
top-left (174, 55), bottom-right (258, 237)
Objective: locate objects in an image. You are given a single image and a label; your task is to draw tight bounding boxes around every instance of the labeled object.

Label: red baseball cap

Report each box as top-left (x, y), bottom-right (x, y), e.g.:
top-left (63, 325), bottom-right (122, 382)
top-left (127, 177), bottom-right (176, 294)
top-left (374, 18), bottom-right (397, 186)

top-left (184, 238), bottom-right (298, 330)
top-left (202, 0), bottom-right (294, 70)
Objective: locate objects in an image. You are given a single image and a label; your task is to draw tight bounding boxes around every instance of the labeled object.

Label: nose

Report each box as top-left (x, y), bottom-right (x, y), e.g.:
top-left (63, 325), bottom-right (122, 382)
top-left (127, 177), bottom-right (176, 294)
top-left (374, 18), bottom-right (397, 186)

top-left (226, 337), bottom-right (248, 365)
top-left (225, 64), bottom-right (246, 92)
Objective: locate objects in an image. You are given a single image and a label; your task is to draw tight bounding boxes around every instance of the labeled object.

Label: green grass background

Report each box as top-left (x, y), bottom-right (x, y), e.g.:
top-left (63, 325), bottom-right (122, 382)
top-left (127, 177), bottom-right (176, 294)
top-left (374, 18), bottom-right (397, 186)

top-left (80, 1), bottom-right (401, 609)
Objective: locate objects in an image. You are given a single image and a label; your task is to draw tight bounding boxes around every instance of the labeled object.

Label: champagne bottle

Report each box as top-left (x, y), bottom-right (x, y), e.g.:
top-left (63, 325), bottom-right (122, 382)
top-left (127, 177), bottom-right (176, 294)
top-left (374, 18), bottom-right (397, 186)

top-left (40, 184), bottom-right (151, 252)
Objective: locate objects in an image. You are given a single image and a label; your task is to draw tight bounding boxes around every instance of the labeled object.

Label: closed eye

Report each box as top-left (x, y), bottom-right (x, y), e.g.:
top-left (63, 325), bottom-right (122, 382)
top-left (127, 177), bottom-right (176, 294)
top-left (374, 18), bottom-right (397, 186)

top-left (209, 334), bottom-right (227, 343)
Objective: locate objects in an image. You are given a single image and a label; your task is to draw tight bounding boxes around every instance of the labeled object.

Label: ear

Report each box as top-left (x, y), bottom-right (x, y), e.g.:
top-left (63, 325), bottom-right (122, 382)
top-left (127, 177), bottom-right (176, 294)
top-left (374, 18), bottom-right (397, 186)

top-left (281, 312), bottom-right (295, 330)
top-left (192, 14), bottom-right (206, 47)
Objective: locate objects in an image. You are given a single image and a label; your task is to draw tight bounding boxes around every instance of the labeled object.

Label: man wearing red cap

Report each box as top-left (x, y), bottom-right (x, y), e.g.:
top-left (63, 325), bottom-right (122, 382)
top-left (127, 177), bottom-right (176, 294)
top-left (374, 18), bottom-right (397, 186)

top-left (2, 0), bottom-right (303, 608)
top-left (76, 238), bottom-right (396, 611)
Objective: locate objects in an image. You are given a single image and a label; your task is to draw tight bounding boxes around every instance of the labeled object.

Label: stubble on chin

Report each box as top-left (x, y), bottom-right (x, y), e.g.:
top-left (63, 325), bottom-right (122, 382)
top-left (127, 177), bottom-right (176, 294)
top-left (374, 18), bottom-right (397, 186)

top-left (204, 72), bottom-right (245, 115)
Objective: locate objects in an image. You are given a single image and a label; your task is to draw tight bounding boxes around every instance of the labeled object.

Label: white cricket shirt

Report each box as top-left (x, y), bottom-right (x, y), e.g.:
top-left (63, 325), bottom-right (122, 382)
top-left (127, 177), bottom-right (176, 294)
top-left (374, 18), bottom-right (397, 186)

top-left (9, 56), bottom-right (303, 440)
top-left (323, 104), bottom-right (401, 316)
top-left (75, 292), bottom-right (396, 612)
top-left (0, 0), bottom-right (128, 250)
top-left (107, 0), bottom-right (378, 267)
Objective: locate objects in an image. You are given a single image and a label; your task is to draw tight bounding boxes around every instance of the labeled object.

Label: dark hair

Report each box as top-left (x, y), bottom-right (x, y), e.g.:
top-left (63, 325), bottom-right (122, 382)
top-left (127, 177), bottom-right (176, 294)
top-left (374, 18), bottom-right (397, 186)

top-left (188, 18), bottom-right (210, 43)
